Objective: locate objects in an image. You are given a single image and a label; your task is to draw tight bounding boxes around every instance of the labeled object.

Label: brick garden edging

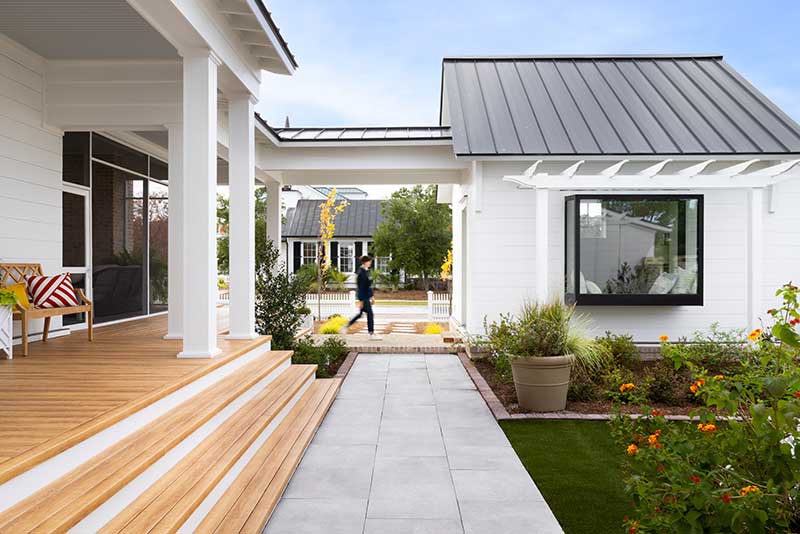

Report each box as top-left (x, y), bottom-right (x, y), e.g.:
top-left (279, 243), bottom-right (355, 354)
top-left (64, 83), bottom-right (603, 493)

top-left (458, 351), bottom-right (699, 422)
top-left (334, 351), bottom-right (358, 379)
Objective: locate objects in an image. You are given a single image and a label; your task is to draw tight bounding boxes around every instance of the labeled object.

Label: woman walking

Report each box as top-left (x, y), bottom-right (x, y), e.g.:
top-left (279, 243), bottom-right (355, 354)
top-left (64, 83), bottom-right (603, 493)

top-left (343, 255), bottom-right (381, 339)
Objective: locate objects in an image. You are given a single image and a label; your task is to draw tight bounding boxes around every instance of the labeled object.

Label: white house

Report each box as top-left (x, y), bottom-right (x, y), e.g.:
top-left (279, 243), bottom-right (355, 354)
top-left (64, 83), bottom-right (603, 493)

top-left (255, 56), bottom-right (800, 343)
top-left (1, 2), bottom-right (799, 530)
top-left (283, 198), bottom-right (391, 286)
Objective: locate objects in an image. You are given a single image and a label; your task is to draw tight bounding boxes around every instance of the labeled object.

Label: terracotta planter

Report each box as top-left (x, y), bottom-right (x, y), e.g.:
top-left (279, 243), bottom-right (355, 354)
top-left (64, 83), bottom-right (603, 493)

top-left (510, 354), bottom-right (575, 412)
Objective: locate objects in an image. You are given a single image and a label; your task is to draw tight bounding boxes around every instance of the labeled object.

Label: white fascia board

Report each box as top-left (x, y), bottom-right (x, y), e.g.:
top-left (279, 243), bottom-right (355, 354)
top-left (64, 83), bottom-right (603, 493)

top-left (502, 173), bottom-right (798, 190)
top-left (256, 144), bottom-right (467, 172)
top-left (242, 0), bottom-right (295, 75)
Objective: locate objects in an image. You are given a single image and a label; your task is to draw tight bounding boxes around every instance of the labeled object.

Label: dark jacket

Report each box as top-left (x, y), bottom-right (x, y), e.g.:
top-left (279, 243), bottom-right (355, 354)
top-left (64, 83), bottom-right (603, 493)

top-left (356, 267), bottom-right (373, 302)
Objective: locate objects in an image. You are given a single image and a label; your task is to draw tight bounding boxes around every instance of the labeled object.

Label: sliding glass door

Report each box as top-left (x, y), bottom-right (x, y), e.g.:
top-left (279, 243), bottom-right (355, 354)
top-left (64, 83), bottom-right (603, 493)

top-left (62, 132), bottom-right (170, 325)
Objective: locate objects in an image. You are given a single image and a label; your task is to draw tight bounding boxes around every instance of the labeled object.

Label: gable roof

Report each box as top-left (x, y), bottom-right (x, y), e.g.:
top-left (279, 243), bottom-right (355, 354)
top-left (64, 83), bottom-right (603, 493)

top-left (283, 199), bottom-right (384, 238)
top-left (441, 55), bottom-right (800, 157)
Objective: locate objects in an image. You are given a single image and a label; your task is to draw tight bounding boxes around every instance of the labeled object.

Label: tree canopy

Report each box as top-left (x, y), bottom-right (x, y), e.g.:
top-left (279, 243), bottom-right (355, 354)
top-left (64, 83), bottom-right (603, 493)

top-left (217, 187), bottom-right (270, 274)
top-left (372, 185), bottom-right (451, 283)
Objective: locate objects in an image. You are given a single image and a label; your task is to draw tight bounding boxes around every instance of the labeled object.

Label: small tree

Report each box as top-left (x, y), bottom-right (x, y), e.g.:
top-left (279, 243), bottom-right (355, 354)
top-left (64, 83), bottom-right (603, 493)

top-left (373, 185), bottom-right (451, 288)
top-left (441, 248), bottom-right (453, 315)
top-left (316, 188), bottom-right (348, 318)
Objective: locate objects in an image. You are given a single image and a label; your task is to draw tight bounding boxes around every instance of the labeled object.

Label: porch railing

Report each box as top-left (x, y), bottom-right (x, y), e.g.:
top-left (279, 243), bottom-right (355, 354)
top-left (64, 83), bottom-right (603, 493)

top-left (306, 291), bottom-right (356, 320)
top-left (427, 291), bottom-right (451, 321)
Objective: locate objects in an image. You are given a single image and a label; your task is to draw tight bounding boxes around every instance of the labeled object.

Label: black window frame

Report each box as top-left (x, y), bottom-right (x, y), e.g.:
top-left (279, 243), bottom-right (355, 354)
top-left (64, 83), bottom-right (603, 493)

top-left (564, 194), bottom-right (704, 307)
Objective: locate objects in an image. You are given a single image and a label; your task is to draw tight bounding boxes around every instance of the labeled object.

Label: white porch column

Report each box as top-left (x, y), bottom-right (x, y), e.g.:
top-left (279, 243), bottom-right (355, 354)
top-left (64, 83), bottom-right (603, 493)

top-left (164, 122), bottom-right (183, 339)
top-left (746, 187), bottom-right (764, 331)
top-left (227, 95), bottom-right (257, 339)
top-left (535, 187), bottom-right (550, 303)
top-left (179, 51), bottom-right (220, 358)
top-left (265, 179), bottom-right (282, 249)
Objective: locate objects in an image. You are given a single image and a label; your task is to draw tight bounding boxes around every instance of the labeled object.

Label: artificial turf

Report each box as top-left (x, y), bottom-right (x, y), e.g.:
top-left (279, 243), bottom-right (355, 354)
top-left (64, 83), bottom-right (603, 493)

top-left (500, 420), bottom-right (631, 534)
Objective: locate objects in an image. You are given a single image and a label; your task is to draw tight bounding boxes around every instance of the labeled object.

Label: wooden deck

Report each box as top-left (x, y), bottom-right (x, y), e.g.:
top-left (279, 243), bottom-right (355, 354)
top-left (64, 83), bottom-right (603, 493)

top-left (0, 310), bottom-right (270, 483)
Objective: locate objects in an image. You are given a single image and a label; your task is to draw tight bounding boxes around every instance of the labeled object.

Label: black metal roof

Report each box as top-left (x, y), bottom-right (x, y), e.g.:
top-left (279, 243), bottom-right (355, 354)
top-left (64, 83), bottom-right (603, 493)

top-left (253, 1), bottom-right (298, 69)
top-left (283, 199), bottom-right (384, 238)
top-left (441, 55), bottom-right (800, 156)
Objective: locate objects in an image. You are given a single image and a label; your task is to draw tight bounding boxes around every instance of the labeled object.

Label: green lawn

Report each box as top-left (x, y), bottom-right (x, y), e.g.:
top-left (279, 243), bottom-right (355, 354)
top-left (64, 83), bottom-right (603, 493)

top-left (500, 420), bottom-right (630, 534)
top-left (373, 300), bottom-right (427, 306)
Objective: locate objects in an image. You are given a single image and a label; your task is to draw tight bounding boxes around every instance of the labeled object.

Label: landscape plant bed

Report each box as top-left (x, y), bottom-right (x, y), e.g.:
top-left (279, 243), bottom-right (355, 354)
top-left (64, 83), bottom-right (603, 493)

top-left (473, 356), bottom-right (702, 416)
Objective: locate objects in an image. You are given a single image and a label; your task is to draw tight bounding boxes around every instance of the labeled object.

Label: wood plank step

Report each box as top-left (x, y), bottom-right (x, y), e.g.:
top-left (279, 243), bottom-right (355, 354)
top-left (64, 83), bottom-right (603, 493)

top-left (196, 378), bottom-right (341, 534)
top-left (0, 335), bottom-right (272, 485)
top-left (99, 364), bottom-right (317, 534)
top-left (0, 350), bottom-right (292, 534)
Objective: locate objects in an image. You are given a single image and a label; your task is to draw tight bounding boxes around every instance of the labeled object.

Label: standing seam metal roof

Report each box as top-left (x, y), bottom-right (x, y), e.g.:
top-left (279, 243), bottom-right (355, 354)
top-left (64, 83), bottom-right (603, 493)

top-left (283, 199), bottom-right (385, 238)
top-left (441, 55), bottom-right (800, 156)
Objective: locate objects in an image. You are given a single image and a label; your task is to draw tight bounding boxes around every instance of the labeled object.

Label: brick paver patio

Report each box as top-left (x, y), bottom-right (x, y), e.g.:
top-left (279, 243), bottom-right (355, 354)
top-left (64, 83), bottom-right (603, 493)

top-left (264, 353), bottom-right (563, 534)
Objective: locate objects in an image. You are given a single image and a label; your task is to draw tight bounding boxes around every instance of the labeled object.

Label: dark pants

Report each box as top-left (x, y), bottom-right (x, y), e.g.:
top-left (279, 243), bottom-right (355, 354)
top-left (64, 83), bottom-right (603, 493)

top-left (347, 299), bottom-right (374, 334)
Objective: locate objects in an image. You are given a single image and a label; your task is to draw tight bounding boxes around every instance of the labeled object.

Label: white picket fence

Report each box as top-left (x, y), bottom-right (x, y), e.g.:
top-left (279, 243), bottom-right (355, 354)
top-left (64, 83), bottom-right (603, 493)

top-left (427, 291), bottom-right (451, 321)
top-left (306, 291), bottom-right (356, 319)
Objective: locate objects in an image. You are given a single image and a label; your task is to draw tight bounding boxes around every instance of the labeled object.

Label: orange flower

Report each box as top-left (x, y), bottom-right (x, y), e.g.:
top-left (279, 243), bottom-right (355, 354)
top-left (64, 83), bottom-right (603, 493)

top-left (697, 423), bottom-right (717, 433)
top-left (713, 374), bottom-right (725, 381)
top-left (653, 442), bottom-right (663, 449)
top-left (648, 429), bottom-right (662, 445)
top-left (659, 335), bottom-right (669, 342)
top-left (651, 409), bottom-right (664, 417)
top-left (626, 444), bottom-right (639, 456)
top-left (628, 521), bottom-right (639, 534)
top-left (747, 328), bottom-right (763, 342)
top-left (721, 493), bottom-right (732, 504)
top-left (690, 475), bottom-right (701, 484)
top-left (619, 382), bottom-right (636, 393)
top-left (690, 378), bottom-right (706, 394)
top-left (740, 485), bottom-right (760, 496)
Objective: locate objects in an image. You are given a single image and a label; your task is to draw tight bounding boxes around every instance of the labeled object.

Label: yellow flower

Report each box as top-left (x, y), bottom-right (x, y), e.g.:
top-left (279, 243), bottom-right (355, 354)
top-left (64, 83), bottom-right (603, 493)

top-left (713, 374), bottom-right (725, 381)
top-left (740, 485), bottom-right (760, 496)
top-left (747, 328), bottom-right (763, 342)
top-left (619, 383), bottom-right (636, 393)
top-left (659, 335), bottom-right (669, 342)
top-left (626, 444), bottom-right (638, 456)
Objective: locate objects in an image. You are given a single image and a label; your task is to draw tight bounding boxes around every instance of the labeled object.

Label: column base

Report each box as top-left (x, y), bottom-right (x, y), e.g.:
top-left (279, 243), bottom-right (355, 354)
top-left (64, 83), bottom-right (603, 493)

top-left (163, 333), bottom-right (183, 340)
top-left (177, 347), bottom-right (222, 359)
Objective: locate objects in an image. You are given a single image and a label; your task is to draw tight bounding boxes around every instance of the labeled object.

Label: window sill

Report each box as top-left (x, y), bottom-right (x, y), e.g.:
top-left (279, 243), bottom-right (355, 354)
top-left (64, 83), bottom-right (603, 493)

top-left (566, 293), bottom-right (703, 306)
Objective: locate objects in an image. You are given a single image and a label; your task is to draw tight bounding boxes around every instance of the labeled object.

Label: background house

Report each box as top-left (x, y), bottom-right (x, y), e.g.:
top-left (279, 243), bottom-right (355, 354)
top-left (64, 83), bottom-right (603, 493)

top-left (283, 198), bottom-right (391, 286)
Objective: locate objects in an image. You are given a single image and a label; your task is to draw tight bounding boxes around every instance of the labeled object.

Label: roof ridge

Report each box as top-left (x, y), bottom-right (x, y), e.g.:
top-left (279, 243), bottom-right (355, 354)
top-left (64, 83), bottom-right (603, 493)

top-left (443, 54), bottom-right (724, 61)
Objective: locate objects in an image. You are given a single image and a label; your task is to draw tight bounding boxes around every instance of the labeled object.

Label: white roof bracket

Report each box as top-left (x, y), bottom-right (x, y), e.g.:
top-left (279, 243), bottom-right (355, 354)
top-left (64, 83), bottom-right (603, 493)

top-left (523, 159), bottom-right (544, 177)
top-left (638, 159), bottom-right (672, 177)
top-left (561, 160), bottom-right (585, 177)
top-left (600, 159), bottom-right (629, 176)
top-left (677, 159), bottom-right (715, 176)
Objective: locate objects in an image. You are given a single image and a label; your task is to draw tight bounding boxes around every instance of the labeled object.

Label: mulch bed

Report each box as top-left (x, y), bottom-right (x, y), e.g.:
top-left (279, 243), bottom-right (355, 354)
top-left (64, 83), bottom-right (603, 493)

top-left (372, 290), bottom-right (429, 300)
top-left (472, 358), bottom-right (700, 416)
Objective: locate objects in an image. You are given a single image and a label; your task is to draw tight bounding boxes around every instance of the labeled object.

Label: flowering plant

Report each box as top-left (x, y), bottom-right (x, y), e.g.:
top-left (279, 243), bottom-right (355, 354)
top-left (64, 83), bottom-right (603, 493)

top-left (610, 283), bottom-right (800, 533)
top-left (0, 289), bottom-right (17, 308)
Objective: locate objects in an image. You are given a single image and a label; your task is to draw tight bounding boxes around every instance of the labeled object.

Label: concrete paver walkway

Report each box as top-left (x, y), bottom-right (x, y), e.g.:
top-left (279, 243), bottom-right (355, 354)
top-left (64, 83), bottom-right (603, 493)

top-left (264, 353), bottom-right (563, 534)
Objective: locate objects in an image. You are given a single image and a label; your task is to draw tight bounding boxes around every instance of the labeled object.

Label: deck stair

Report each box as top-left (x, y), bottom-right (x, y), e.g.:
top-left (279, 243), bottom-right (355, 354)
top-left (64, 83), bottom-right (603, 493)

top-left (0, 346), bottom-right (340, 534)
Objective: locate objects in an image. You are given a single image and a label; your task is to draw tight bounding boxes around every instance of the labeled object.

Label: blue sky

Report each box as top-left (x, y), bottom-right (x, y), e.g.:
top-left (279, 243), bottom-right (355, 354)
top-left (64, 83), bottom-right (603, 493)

top-left (257, 0), bottom-right (800, 128)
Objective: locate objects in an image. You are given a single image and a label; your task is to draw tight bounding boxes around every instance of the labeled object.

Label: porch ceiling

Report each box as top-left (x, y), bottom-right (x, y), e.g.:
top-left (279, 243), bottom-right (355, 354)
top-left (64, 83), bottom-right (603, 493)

top-left (0, 0), bottom-right (178, 60)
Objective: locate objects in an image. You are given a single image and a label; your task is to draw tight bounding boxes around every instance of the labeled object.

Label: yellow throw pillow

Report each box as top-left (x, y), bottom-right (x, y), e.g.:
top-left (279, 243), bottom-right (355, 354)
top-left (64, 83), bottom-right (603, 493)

top-left (5, 283), bottom-right (31, 309)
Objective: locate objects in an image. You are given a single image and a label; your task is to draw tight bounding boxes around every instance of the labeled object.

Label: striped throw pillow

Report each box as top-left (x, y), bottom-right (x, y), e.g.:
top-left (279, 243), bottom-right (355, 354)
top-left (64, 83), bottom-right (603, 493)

top-left (25, 273), bottom-right (80, 308)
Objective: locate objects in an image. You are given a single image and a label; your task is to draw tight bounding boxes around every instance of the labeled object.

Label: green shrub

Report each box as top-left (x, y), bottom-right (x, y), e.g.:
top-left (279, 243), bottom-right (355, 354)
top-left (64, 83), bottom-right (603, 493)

top-left (643, 359), bottom-right (692, 405)
top-left (568, 365), bottom-right (601, 402)
top-left (603, 367), bottom-right (646, 405)
top-left (661, 322), bottom-right (747, 374)
top-left (254, 240), bottom-right (308, 350)
top-left (610, 283), bottom-right (800, 533)
top-left (596, 331), bottom-right (639, 369)
top-left (320, 315), bottom-right (348, 334)
top-left (292, 336), bottom-right (348, 378)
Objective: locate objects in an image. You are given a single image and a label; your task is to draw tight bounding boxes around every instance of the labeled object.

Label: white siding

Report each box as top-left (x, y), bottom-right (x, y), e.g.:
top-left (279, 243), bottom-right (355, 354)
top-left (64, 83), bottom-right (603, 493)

top-left (762, 177), bottom-right (800, 312)
top-left (0, 33), bottom-right (63, 337)
top-left (465, 161), bottom-right (775, 343)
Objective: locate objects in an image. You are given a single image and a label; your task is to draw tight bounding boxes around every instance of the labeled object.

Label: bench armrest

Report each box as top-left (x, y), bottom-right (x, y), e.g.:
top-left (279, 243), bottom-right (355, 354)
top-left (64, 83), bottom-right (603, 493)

top-left (76, 288), bottom-right (92, 307)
